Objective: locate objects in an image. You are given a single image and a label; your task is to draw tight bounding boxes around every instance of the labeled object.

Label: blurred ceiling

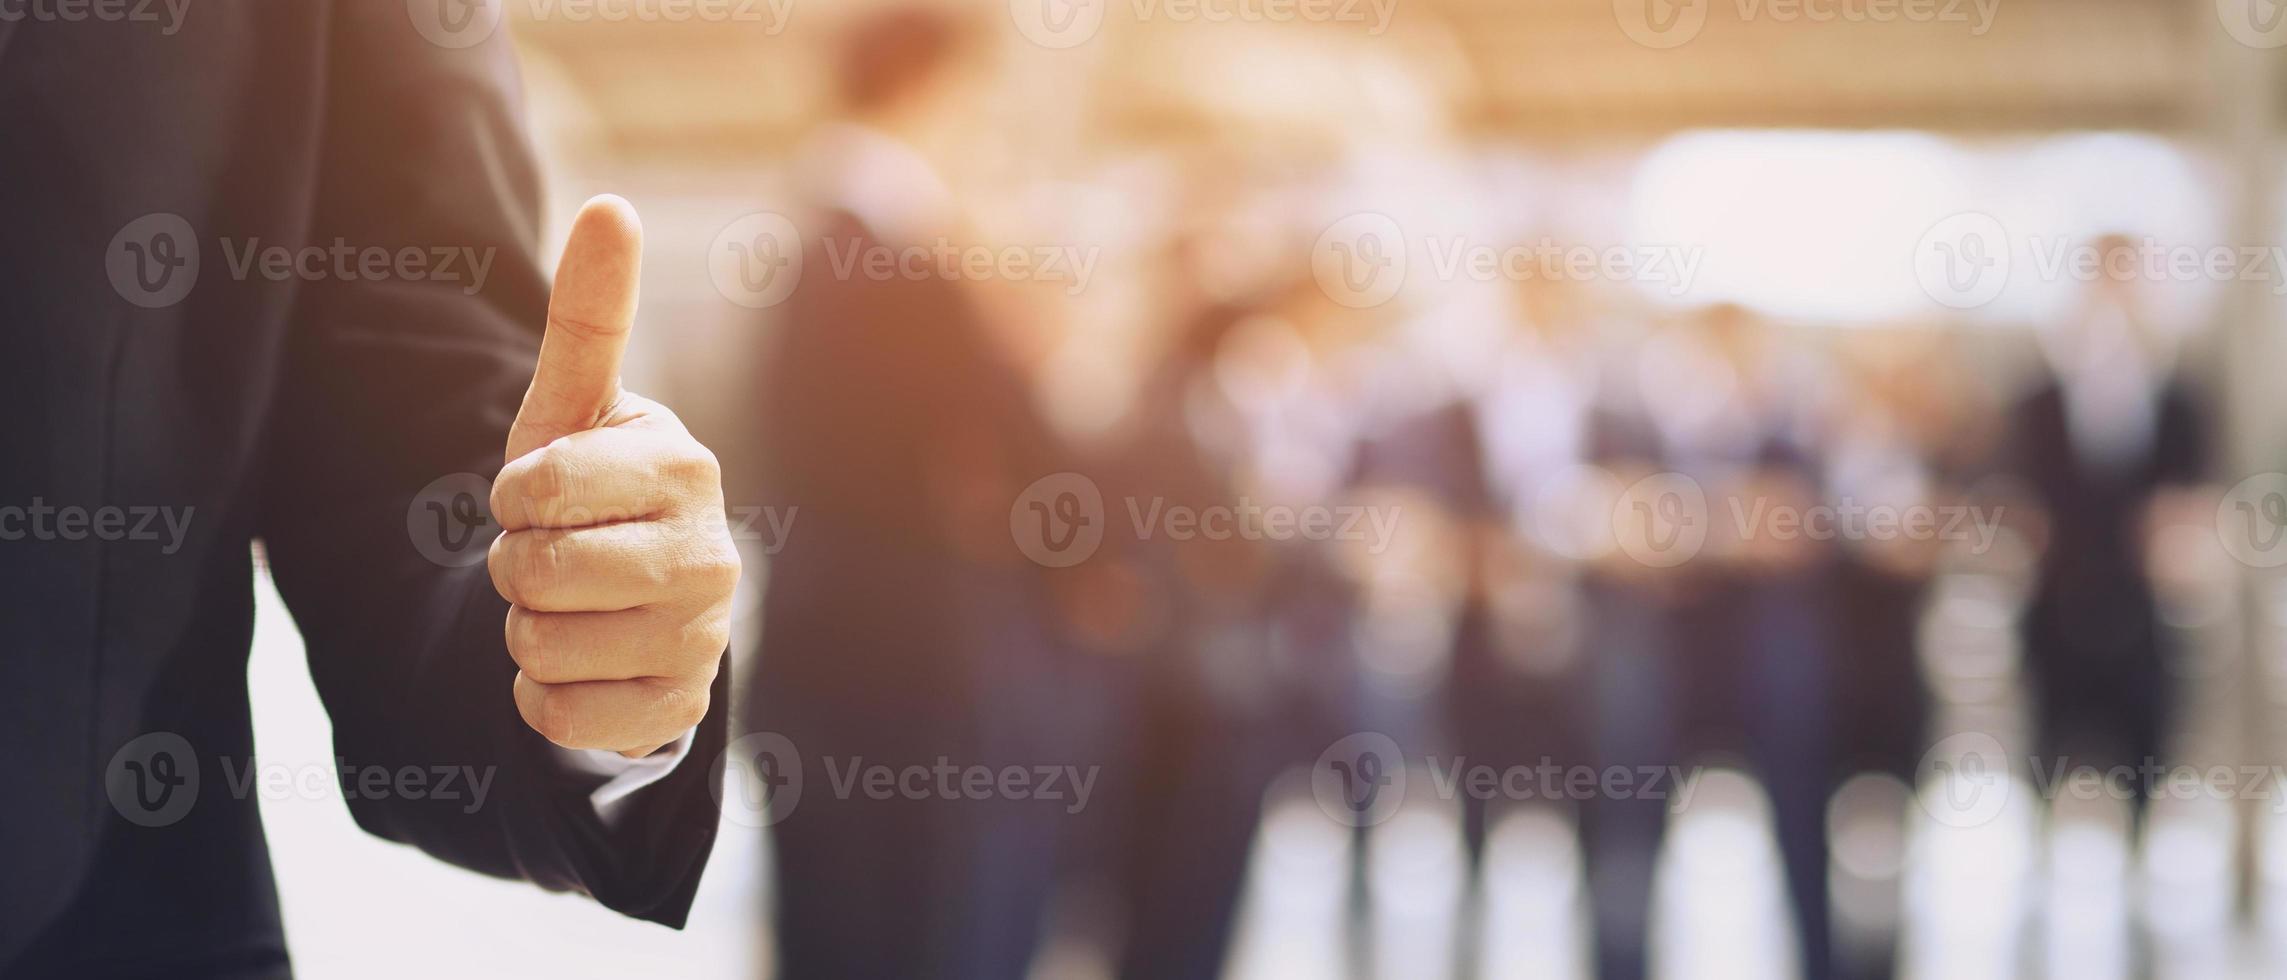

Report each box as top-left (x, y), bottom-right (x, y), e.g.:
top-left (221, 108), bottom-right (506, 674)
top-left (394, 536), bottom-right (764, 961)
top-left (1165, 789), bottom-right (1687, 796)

top-left (1443, 0), bottom-right (2202, 134)
top-left (509, 0), bottom-right (2248, 160)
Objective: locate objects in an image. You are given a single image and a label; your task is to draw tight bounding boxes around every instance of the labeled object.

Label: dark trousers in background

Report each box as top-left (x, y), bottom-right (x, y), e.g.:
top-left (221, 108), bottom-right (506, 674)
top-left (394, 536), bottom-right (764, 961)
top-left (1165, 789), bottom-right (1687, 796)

top-left (755, 530), bottom-right (1092, 979)
top-left (1582, 580), bottom-right (1845, 980)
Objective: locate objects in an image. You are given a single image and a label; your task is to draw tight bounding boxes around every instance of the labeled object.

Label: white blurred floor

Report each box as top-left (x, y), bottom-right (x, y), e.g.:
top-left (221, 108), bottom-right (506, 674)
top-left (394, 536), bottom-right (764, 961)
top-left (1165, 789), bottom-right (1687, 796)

top-left (248, 567), bottom-right (2287, 980)
top-left (247, 566), bottom-right (767, 979)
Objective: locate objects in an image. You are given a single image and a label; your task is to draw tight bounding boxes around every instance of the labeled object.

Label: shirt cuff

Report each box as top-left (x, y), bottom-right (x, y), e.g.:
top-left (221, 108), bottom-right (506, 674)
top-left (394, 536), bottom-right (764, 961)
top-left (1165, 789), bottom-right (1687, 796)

top-left (549, 730), bottom-right (696, 827)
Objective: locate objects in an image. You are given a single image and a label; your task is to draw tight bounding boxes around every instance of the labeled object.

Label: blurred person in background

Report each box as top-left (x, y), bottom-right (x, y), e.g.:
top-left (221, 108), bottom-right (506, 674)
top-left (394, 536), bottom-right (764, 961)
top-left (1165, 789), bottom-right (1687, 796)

top-left (1087, 238), bottom-right (1308, 979)
top-left (1602, 302), bottom-right (1839, 980)
top-left (2006, 233), bottom-right (2211, 933)
top-left (748, 6), bottom-right (1107, 977)
top-left (1818, 329), bottom-right (1996, 980)
top-left (1207, 266), bottom-right (1385, 974)
top-left (1354, 271), bottom-right (1607, 978)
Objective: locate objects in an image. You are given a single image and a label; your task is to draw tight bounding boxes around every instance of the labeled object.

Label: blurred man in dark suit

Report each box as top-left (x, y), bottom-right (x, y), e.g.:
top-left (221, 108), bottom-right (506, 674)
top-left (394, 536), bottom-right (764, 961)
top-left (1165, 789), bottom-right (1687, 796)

top-left (1582, 304), bottom-right (1836, 980)
top-left (1350, 275), bottom-right (1603, 980)
top-left (1820, 331), bottom-right (1987, 980)
top-left (1090, 251), bottom-right (1376, 978)
top-left (1, 7), bottom-right (737, 977)
top-left (749, 7), bottom-right (1103, 977)
top-left (2010, 234), bottom-right (2209, 834)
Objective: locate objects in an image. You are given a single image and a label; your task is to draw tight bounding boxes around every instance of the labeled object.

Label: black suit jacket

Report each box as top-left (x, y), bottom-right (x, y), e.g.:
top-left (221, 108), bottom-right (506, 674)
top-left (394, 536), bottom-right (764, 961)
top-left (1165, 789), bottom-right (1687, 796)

top-left (2008, 374), bottom-right (2206, 762)
top-left (0, 6), bottom-right (725, 976)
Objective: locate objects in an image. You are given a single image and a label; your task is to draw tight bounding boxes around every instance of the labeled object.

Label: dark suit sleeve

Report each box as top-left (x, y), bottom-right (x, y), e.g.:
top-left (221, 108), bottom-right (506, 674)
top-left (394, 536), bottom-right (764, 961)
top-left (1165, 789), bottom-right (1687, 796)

top-left (253, 5), bottom-right (724, 927)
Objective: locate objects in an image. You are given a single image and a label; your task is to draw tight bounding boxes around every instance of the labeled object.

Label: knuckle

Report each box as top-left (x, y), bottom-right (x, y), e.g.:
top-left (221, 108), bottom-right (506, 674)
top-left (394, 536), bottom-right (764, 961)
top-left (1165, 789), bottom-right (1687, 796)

top-left (531, 686), bottom-right (579, 747)
top-left (656, 682), bottom-right (710, 731)
top-left (486, 473), bottom-right (515, 526)
top-left (487, 533), bottom-right (525, 606)
top-left (507, 611), bottom-right (575, 683)
top-left (512, 533), bottom-right (570, 608)
top-left (690, 539), bottom-right (742, 595)
top-left (503, 448), bottom-right (570, 522)
top-left (662, 441), bottom-right (722, 489)
top-left (679, 613), bottom-right (733, 663)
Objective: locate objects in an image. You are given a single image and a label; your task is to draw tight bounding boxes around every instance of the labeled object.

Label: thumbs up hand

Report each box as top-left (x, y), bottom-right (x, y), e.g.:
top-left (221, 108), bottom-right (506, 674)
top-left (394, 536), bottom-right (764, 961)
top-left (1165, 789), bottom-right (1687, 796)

top-left (488, 196), bottom-right (739, 758)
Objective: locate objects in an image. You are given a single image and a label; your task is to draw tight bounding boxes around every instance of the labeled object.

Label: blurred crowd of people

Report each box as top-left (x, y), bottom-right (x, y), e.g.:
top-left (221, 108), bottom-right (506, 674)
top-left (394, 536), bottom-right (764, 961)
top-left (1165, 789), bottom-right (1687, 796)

top-left (731, 7), bottom-right (2223, 979)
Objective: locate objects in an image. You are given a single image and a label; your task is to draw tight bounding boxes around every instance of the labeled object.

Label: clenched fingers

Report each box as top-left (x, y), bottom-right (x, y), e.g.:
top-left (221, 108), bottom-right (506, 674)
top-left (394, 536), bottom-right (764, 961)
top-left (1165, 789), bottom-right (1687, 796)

top-left (488, 517), bottom-right (739, 613)
top-left (491, 422), bottom-right (717, 532)
top-left (513, 671), bottom-right (714, 755)
top-left (505, 603), bottom-right (730, 685)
